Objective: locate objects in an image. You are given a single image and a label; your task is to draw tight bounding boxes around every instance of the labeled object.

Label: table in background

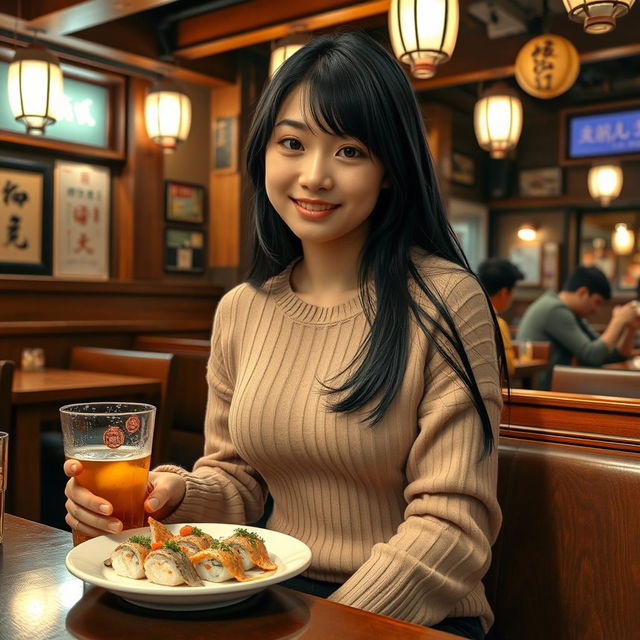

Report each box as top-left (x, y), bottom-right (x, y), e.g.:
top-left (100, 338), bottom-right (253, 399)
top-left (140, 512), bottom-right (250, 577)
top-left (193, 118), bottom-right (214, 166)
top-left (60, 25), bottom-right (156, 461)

top-left (9, 368), bottom-right (161, 521)
top-left (603, 360), bottom-right (640, 371)
top-left (1, 515), bottom-right (458, 640)
top-left (511, 358), bottom-right (550, 389)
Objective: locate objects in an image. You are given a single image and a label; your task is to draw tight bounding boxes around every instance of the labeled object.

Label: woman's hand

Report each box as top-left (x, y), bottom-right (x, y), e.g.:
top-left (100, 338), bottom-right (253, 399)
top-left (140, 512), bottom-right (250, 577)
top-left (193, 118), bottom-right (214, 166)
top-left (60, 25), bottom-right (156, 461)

top-left (63, 459), bottom-right (186, 539)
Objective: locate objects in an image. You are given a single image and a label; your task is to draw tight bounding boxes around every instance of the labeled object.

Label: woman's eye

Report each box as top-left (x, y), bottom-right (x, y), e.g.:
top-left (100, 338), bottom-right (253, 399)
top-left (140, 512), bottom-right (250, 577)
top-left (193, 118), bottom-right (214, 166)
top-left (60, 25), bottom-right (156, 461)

top-left (338, 146), bottom-right (363, 159)
top-left (281, 138), bottom-right (302, 151)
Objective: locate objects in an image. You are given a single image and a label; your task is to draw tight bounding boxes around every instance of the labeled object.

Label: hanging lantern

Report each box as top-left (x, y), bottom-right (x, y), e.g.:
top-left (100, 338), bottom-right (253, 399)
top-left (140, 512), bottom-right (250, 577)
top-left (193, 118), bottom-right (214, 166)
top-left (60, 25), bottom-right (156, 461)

top-left (517, 223), bottom-right (538, 242)
top-left (388, 0), bottom-right (459, 79)
top-left (563, 0), bottom-right (635, 34)
top-left (473, 84), bottom-right (523, 159)
top-left (269, 34), bottom-right (311, 78)
top-left (144, 78), bottom-right (192, 152)
top-left (8, 43), bottom-right (63, 136)
top-left (514, 34), bottom-right (580, 99)
top-left (611, 223), bottom-right (634, 255)
top-left (587, 164), bottom-right (623, 205)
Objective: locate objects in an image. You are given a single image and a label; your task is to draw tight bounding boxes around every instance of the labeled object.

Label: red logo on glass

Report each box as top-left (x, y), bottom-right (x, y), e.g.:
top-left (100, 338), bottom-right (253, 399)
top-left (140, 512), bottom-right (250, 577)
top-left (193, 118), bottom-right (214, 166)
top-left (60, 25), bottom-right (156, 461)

top-left (103, 426), bottom-right (124, 449)
top-left (125, 416), bottom-right (141, 434)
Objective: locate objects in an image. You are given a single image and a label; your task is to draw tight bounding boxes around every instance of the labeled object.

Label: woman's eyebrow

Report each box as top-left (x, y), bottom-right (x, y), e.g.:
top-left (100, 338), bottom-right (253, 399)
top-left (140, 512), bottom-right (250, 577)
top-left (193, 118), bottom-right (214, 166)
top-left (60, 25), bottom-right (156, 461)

top-left (274, 118), bottom-right (309, 131)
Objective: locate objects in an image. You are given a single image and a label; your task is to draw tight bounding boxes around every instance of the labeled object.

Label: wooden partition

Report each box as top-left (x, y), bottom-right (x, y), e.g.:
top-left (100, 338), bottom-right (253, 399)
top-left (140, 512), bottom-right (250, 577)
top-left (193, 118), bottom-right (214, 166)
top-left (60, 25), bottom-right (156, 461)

top-left (0, 279), bottom-right (221, 367)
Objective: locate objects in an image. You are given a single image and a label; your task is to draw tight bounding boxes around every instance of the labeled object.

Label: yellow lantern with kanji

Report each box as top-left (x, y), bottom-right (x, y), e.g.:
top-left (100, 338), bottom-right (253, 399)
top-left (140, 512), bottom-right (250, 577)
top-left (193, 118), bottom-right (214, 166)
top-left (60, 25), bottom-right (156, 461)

top-left (514, 34), bottom-right (580, 99)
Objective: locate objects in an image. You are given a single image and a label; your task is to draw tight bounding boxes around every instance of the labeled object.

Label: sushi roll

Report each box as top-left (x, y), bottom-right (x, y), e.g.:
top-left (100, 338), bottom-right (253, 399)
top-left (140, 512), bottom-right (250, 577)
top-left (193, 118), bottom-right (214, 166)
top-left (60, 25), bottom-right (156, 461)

top-left (224, 528), bottom-right (277, 571)
top-left (171, 525), bottom-right (214, 557)
top-left (107, 535), bottom-right (152, 579)
top-left (147, 516), bottom-right (173, 545)
top-left (143, 541), bottom-right (203, 586)
top-left (190, 540), bottom-right (249, 583)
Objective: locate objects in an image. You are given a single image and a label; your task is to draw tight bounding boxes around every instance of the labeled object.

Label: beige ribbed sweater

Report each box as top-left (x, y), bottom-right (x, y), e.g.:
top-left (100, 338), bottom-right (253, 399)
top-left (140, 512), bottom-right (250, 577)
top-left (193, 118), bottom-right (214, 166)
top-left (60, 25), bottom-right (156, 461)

top-left (156, 252), bottom-right (502, 630)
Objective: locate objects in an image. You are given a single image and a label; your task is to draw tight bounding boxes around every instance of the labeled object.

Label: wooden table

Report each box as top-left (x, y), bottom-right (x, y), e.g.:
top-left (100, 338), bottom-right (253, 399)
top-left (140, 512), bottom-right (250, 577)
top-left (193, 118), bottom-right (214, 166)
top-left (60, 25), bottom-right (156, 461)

top-left (603, 359), bottom-right (640, 371)
top-left (511, 358), bottom-right (550, 389)
top-left (9, 368), bottom-right (161, 521)
top-left (1, 515), bottom-right (458, 640)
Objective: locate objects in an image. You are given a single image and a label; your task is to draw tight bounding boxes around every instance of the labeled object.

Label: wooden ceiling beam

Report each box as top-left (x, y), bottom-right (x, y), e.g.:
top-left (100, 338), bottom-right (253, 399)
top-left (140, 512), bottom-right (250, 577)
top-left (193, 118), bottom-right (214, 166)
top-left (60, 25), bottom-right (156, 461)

top-left (25, 0), bottom-right (175, 36)
top-left (176, 0), bottom-right (389, 59)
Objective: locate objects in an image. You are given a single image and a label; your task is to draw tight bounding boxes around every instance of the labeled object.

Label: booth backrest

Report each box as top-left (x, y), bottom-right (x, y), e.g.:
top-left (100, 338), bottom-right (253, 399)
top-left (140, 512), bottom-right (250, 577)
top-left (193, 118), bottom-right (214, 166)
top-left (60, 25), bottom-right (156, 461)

top-left (0, 359), bottom-right (14, 430)
top-left (489, 389), bottom-right (640, 639)
top-left (550, 365), bottom-right (640, 399)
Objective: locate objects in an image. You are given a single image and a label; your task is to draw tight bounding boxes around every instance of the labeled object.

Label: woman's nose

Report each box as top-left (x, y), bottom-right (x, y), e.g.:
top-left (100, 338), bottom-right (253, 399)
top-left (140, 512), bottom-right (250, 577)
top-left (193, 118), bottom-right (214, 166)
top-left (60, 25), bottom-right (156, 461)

top-left (298, 153), bottom-right (333, 191)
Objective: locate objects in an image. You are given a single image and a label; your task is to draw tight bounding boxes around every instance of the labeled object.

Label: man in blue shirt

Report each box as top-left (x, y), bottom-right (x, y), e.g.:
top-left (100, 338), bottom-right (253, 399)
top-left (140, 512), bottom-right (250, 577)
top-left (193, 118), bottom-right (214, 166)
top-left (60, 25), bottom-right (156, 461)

top-left (516, 265), bottom-right (639, 389)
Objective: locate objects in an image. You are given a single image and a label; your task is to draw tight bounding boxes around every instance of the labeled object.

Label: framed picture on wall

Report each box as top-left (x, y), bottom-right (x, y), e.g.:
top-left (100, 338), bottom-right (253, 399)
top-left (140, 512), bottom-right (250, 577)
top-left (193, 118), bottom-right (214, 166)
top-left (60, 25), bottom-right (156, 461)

top-left (165, 181), bottom-right (205, 224)
top-left (0, 157), bottom-right (53, 275)
top-left (451, 152), bottom-right (475, 186)
top-left (519, 167), bottom-right (562, 198)
top-left (213, 116), bottom-right (238, 174)
top-left (54, 160), bottom-right (110, 279)
top-left (165, 227), bottom-right (205, 273)
top-left (510, 244), bottom-right (542, 287)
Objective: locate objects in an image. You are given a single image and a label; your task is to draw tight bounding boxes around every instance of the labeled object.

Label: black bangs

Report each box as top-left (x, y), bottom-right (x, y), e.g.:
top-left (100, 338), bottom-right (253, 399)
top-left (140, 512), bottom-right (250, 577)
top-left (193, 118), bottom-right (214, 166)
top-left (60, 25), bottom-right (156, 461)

top-left (299, 52), bottom-right (384, 157)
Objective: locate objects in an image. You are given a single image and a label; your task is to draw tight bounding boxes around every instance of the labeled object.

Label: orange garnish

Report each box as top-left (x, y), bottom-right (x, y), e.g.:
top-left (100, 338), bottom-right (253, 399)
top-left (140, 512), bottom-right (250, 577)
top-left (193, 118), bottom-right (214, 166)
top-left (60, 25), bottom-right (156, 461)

top-left (179, 525), bottom-right (193, 537)
top-left (151, 541), bottom-right (163, 550)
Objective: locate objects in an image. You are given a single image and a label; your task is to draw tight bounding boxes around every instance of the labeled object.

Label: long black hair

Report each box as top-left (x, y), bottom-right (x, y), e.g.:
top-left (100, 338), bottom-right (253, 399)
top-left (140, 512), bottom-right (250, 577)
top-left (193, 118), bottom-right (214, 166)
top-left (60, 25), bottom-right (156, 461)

top-left (246, 32), bottom-right (505, 456)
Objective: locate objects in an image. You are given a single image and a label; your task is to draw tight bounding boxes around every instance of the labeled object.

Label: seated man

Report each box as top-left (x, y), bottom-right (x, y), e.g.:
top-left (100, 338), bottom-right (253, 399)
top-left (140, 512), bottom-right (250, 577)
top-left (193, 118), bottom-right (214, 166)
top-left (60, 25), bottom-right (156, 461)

top-left (516, 265), bottom-right (639, 390)
top-left (477, 258), bottom-right (524, 377)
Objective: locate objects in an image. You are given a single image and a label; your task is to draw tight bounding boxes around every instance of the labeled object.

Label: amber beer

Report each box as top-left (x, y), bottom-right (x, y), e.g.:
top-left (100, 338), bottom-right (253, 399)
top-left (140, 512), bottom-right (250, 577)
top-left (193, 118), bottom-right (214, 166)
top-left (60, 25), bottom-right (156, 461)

top-left (59, 402), bottom-right (155, 547)
top-left (67, 448), bottom-right (151, 546)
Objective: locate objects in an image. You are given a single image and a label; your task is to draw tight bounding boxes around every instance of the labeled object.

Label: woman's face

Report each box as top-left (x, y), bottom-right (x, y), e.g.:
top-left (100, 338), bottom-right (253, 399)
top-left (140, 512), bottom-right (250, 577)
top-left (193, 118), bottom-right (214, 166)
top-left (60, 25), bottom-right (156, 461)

top-left (265, 84), bottom-right (387, 249)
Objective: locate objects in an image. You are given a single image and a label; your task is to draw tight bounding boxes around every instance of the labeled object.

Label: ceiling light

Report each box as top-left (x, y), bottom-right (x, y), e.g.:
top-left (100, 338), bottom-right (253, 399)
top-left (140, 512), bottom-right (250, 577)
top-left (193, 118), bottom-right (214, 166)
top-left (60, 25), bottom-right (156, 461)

top-left (563, 0), bottom-right (635, 34)
top-left (517, 223), bottom-right (538, 242)
top-left (144, 78), bottom-right (191, 152)
top-left (587, 164), bottom-right (623, 206)
top-left (612, 223), bottom-right (634, 255)
top-left (473, 83), bottom-right (523, 158)
top-left (269, 34), bottom-right (311, 78)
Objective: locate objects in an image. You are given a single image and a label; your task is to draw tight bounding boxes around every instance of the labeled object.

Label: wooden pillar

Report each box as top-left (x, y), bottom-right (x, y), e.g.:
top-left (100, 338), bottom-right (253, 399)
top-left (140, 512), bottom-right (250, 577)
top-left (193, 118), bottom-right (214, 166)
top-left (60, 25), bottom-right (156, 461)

top-left (421, 101), bottom-right (453, 208)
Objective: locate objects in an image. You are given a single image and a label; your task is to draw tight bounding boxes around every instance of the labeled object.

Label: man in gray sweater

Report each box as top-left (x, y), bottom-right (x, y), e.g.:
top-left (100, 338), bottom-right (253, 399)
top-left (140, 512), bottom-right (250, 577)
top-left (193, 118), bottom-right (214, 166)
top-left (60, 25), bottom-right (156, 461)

top-left (516, 266), bottom-right (639, 389)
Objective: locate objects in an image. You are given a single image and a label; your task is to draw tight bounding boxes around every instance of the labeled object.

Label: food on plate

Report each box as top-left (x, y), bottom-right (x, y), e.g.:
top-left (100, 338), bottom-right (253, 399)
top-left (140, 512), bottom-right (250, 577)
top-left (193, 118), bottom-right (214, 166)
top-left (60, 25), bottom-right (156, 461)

top-left (224, 528), bottom-right (277, 571)
top-left (143, 540), bottom-right (203, 586)
top-left (104, 523), bottom-right (277, 587)
top-left (190, 539), bottom-right (250, 582)
top-left (104, 535), bottom-right (151, 579)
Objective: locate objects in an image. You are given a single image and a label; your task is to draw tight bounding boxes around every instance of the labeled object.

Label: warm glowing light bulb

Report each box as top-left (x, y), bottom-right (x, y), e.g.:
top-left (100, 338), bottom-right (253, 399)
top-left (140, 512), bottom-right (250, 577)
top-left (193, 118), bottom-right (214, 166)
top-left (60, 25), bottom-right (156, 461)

top-left (517, 224), bottom-right (537, 242)
top-left (612, 223), bottom-right (635, 255)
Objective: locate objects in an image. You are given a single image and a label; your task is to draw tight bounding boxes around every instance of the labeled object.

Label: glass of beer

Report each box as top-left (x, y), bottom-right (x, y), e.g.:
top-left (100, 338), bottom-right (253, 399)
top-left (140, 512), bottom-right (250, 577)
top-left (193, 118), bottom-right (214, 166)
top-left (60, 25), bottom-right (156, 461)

top-left (59, 402), bottom-right (155, 546)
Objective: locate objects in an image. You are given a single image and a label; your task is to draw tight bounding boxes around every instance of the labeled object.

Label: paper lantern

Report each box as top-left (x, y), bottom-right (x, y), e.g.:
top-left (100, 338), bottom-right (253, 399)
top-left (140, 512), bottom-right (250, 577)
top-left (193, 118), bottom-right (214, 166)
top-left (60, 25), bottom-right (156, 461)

top-left (8, 43), bottom-right (63, 136)
top-left (587, 164), bottom-right (623, 206)
top-left (270, 34), bottom-right (311, 77)
top-left (474, 84), bottom-right (523, 159)
top-left (563, 0), bottom-right (635, 34)
top-left (145, 78), bottom-right (192, 152)
top-left (612, 223), bottom-right (634, 255)
top-left (515, 34), bottom-right (580, 99)
top-left (388, 0), bottom-right (459, 79)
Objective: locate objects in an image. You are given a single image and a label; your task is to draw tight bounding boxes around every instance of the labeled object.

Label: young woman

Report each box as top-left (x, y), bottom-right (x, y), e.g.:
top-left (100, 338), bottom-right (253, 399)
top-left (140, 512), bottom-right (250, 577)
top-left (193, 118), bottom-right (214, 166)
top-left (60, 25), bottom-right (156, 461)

top-left (64, 32), bottom-right (504, 639)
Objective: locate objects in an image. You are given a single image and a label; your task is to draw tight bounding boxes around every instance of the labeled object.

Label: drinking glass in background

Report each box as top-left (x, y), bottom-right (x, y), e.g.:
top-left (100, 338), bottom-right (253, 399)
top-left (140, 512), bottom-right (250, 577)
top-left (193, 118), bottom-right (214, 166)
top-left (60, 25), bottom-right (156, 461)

top-left (520, 341), bottom-right (534, 362)
top-left (59, 403), bottom-right (156, 546)
top-left (0, 432), bottom-right (7, 544)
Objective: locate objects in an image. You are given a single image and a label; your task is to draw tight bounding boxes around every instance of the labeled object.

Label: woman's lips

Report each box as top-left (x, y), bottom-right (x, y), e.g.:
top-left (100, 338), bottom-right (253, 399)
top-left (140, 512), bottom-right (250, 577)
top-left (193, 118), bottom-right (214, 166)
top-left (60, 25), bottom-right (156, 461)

top-left (290, 197), bottom-right (340, 220)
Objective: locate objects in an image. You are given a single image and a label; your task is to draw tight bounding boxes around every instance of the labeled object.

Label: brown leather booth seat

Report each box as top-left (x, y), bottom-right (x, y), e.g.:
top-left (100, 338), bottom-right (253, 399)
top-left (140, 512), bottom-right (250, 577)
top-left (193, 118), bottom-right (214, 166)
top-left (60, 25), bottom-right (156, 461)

top-left (551, 365), bottom-right (640, 399)
top-left (487, 437), bottom-right (640, 640)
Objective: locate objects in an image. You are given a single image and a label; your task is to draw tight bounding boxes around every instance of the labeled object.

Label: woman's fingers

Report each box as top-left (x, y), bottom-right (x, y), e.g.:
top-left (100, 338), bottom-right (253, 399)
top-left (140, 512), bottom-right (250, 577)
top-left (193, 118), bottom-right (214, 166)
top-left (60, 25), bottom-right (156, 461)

top-left (64, 477), bottom-right (118, 531)
top-left (65, 496), bottom-right (122, 535)
top-left (63, 458), bottom-right (84, 478)
top-left (144, 472), bottom-right (186, 519)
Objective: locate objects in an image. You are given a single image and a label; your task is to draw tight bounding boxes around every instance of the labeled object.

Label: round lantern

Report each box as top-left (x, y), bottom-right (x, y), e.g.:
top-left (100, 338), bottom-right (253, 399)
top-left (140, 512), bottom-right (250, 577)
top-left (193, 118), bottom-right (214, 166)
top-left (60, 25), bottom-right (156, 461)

top-left (612, 223), bottom-right (634, 255)
top-left (473, 84), bottom-right (523, 159)
top-left (8, 43), bottom-right (63, 136)
top-left (145, 78), bottom-right (192, 152)
top-left (563, 0), bottom-right (635, 34)
top-left (587, 164), bottom-right (623, 206)
top-left (269, 34), bottom-right (311, 78)
top-left (388, 0), bottom-right (459, 79)
top-left (517, 223), bottom-right (538, 242)
top-left (515, 34), bottom-right (580, 99)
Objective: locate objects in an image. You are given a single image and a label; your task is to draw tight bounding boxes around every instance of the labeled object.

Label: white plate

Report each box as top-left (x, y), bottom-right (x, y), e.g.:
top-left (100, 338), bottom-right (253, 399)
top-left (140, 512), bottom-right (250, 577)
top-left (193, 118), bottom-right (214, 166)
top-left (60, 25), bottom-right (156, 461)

top-left (65, 523), bottom-right (312, 611)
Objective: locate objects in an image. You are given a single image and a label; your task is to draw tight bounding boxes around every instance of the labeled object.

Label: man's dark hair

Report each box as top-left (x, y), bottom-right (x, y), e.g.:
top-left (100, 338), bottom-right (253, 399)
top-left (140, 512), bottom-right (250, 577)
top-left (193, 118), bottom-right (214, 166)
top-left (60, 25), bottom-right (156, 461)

top-left (477, 258), bottom-right (524, 297)
top-left (562, 265), bottom-right (611, 300)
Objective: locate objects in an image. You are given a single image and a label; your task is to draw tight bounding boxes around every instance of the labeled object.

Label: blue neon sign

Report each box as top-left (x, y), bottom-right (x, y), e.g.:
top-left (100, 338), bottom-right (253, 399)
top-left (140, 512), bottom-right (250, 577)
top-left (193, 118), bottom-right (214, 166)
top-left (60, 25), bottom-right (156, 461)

top-left (568, 108), bottom-right (640, 158)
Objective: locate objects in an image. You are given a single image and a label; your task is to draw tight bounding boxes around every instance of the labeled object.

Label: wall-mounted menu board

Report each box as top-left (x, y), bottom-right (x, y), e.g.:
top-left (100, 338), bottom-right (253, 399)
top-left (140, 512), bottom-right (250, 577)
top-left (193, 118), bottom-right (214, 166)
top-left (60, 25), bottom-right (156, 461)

top-left (560, 100), bottom-right (640, 165)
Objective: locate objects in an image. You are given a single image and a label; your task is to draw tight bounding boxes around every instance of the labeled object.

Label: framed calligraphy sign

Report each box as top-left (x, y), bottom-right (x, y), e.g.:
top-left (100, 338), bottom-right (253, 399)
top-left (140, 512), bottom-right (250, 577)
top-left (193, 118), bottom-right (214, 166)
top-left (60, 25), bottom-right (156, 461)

top-left (0, 157), bottom-right (53, 275)
top-left (54, 161), bottom-right (110, 279)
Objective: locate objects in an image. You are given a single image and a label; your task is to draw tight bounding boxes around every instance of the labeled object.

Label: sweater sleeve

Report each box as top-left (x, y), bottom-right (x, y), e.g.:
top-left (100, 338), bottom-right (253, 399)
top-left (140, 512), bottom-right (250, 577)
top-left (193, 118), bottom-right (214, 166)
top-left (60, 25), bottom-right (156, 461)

top-left (546, 306), bottom-right (611, 366)
top-left (328, 273), bottom-right (502, 626)
top-left (154, 289), bottom-right (268, 525)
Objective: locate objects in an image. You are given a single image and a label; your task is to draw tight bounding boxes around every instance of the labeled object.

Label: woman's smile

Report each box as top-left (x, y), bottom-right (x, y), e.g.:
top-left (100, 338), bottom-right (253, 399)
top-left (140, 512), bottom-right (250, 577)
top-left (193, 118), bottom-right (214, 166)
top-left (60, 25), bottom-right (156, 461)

top-left (290, 197), bottom-right (340, 220)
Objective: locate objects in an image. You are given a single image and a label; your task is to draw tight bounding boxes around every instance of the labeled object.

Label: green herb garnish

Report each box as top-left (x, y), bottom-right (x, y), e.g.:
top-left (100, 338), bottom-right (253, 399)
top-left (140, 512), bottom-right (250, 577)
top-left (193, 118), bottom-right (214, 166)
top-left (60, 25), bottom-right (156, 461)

top-left (128, 535), bottom-right (151, 548)
top-left (191, 526), bottom-right (204, 537)
top-left (233, 527), bottom-right (264, 545)
top-left (210, 539), bottom-right (233, 553)
top-left (163, 540), bottom-right (181, 553)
